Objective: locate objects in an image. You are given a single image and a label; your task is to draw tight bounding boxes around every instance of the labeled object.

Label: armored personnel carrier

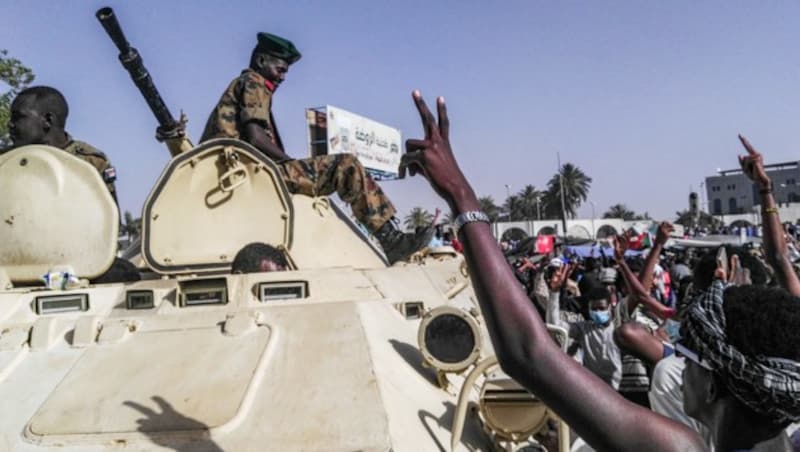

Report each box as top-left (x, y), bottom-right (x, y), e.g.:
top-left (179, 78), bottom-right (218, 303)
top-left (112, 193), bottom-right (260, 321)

top-left (0, 138), bottom-right (572, 452)
top-left (0, 8), bottom-right (572, 451)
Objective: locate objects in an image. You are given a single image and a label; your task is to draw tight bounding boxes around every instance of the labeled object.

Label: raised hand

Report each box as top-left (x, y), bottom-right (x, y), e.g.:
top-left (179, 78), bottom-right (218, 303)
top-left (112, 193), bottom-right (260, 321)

top-left (728, 254), bottom-right (739, 283)
top-left (739, 136), bottom-right (800, 296)
top-left (518, 257), bottom-right (535, 271)
top-left (401, 91), bottom-right (472, 208)
top-left (548, 264), bottom-right (570, 292)
top-left (713, 254), bottom-right (731, 282)
top-left (431, 207), bottom-right (442, 226)
top-left (613, 234), bottom-right (629, 261)
top-left (655, 221), bottom-right (674, 245)
top-left (738, 135), bottom-right (771, 188)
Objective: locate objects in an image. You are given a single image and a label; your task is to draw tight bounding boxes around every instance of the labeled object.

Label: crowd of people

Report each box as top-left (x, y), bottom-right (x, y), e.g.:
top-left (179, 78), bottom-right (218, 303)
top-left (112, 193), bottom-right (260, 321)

top-left (686, 221), bottom-right (800, 240)
top-left (401, 92), bottom-right (800, 451)
top-left (6, 12), bottom-right (800, 449)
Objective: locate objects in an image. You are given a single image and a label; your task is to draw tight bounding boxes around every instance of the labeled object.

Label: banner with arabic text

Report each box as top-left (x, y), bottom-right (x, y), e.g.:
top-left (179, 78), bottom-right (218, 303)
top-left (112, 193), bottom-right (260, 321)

top-left (323, 105), bottom-right (402, 180)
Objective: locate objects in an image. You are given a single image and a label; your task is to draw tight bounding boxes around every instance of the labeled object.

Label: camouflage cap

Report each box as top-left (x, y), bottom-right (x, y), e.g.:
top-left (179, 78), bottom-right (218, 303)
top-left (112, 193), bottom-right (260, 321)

top-left (255, 32), bottom-right (301, 64)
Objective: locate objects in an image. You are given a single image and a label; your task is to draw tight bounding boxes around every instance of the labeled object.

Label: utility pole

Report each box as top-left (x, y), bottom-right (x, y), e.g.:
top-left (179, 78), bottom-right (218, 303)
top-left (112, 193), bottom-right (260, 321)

top-left (557, 152), bottom-right (568, 235)
top-left (503, 184), bottom-right (512, 221)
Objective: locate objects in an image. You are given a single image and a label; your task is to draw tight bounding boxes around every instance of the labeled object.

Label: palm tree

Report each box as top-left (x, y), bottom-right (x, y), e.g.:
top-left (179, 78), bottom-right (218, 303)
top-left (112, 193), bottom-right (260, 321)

top-left (479, 196), bottom-right (501, 222)
top-left (404, 207), bottom-right (434, 230)
top-left (503, 195), bottom-right (525, 221)
top-left (121, 210), bottom-right (142, 239)
top-left (603, 204), bottom-right (636, 220)
top-left (675, 209), bottom-right (720, 229)
top-left (542, 163), bottom-right (592, 219)
top-left (516, 185), bottom-right (543, 220)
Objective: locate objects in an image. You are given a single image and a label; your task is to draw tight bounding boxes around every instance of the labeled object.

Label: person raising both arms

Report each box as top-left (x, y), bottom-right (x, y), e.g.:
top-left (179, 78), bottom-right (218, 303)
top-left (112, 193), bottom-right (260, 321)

top-left (545, 264), bottom-right (624, 390)
top-left (399, 90), bottom-right (800, 451)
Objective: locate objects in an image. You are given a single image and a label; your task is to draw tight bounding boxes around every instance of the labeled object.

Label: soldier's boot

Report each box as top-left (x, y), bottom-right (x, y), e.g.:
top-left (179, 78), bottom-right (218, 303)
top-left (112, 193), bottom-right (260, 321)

top-left (374, 219), bottom-right (434, 264)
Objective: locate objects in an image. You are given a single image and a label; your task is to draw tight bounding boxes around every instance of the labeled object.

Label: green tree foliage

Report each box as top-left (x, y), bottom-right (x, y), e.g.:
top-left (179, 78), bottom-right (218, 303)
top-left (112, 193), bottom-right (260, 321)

top-left (516, 184), bottom-right (543, 220)
top-left (501, 185), bottom-right (544, 221)
top-left (478, 195), bottom-right (501, 222)
top-left (602, 204), bottom-right (651, 221)
top-left (403, 207), bottom-right (434, 230)
top-left (121, 210), bottom-right (142, 239)
top-left (675, 209), bottom-right (720, 229)
top-left (0, 50), bottom-right (35, 147)
top-left (603, 203), bottom-right (636, 220)
top-left (542, 163), bottom-right (592, 219)
top-left (503, 194), bottom-right (524, 221)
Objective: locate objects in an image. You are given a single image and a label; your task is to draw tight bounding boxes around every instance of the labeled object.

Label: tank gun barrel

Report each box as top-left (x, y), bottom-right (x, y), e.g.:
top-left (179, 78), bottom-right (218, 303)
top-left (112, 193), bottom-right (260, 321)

top-left (96, 8), bottom-right (133, 65)
top-left (96, 7), bottom-right (192, 156)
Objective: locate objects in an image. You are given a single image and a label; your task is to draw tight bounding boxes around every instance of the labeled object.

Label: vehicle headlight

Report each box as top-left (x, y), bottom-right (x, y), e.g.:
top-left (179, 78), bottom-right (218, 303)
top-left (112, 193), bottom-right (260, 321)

top-left (417, 305), bottom-right (481, 373)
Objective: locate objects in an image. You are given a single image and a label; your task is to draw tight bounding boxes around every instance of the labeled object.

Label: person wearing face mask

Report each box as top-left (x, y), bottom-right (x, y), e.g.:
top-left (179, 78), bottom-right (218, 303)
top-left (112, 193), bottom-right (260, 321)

top-left (546, 264), bottom-right (623, 389)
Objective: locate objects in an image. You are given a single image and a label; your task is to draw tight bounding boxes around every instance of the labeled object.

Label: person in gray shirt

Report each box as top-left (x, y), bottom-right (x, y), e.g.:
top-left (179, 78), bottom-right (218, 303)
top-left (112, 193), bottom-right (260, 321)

top-left (546, 265), bottom-right (622, 389)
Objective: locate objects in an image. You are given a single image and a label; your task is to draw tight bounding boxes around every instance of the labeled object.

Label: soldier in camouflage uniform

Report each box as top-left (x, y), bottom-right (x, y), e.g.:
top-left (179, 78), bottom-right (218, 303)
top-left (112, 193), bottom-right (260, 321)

top-left (6, 86), bottom-right (118, 204)
top-left (201, 33), bottom-right (430, 263)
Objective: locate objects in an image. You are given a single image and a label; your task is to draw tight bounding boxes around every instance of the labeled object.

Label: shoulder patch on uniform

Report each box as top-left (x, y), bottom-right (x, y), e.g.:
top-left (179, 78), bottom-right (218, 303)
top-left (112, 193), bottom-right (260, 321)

top-left (103, 166), bottom-right (117, 183)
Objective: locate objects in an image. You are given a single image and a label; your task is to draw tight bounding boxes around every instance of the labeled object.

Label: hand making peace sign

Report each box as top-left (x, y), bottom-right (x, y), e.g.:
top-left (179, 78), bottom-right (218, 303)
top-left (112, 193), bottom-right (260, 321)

top-left (401, 91), bottom-right (472, 207)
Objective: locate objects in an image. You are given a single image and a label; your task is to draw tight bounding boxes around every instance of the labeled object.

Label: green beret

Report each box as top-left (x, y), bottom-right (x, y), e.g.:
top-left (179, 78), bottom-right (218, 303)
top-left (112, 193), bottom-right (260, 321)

top-left (255, 32), bottom-right (301, 64)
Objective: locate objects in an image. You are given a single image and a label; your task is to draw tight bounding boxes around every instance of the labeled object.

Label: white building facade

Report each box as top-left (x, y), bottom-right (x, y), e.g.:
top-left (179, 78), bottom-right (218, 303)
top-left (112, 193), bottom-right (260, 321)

top-left (705, 161), bottom-right (800, 217)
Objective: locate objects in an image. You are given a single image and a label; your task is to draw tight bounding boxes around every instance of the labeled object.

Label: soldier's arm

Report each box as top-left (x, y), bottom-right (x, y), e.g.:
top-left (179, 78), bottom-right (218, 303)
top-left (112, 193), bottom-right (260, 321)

top-left (238, 74), bottom-right (292, 162)
top-left (69, 141), bottom-right (120, 210)
top-left (242, 123), bottom-right (291, 162)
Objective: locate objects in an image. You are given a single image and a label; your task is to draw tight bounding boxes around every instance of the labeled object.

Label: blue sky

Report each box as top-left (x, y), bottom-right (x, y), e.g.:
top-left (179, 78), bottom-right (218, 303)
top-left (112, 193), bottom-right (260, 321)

top-left (4, 1), bottom-right (800, 220)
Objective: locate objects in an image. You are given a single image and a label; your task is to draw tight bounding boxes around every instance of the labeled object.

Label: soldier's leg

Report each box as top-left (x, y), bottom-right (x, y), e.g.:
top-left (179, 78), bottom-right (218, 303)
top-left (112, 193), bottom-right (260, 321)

top-left (277, 158), bottom-right (316, 196)
top-left (279, 154), bottom-right (395, 232)
top-left (278, 154), bottom-right (432, 264)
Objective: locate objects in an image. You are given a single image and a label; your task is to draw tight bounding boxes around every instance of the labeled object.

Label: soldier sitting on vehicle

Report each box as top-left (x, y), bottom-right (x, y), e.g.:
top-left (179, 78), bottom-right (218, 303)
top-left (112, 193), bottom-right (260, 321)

top-left (231, 242), bottom-right (289, 274)
top-left (5, 86), bottom-right (119, 204)
top-left (201, 33), bottom-right (431, 264)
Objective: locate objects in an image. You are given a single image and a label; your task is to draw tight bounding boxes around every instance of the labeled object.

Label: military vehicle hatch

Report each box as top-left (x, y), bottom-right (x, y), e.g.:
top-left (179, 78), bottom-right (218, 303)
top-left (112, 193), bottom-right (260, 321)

top-left (0, 7), bottom-right (573, 451)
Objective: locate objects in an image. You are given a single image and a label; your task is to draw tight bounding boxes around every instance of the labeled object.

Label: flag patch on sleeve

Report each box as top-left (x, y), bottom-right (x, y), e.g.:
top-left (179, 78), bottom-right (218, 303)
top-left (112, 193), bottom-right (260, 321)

top-left (103, 166), bottom-right (117, 183)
